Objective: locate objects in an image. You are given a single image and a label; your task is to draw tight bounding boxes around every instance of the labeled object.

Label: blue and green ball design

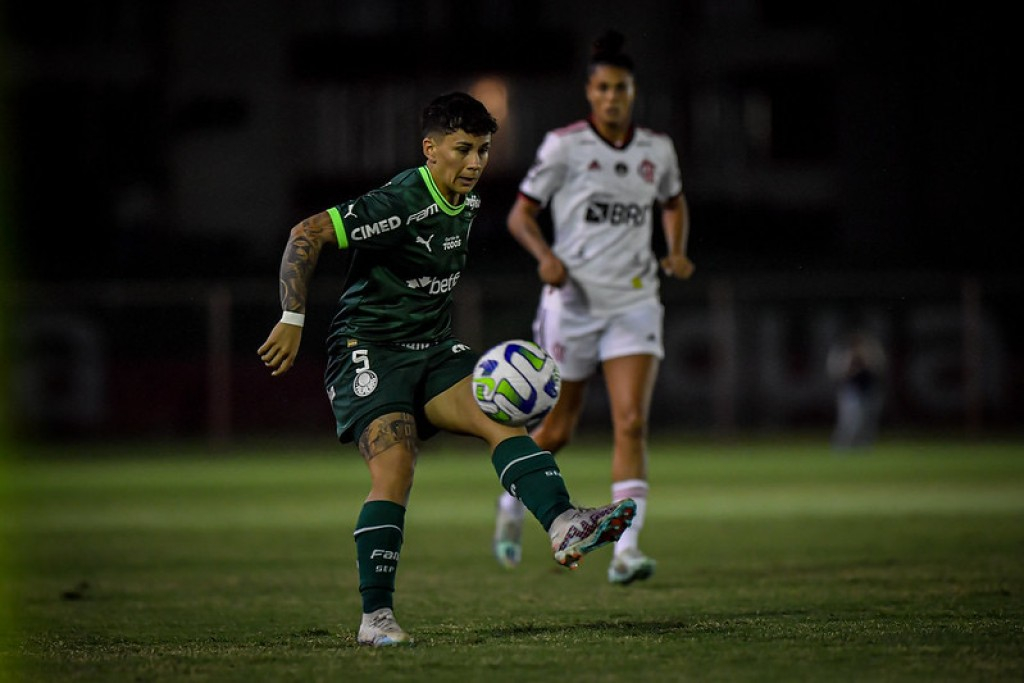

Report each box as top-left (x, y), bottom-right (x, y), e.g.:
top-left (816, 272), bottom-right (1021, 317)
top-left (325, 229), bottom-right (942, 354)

top-left (472, 339), bottom-right (561, 426)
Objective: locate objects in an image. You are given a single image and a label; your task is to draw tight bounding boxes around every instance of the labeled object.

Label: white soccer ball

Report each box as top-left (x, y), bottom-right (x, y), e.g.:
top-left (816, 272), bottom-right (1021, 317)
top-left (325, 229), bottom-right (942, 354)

top-left (472, 339), bottom-right (561, 427)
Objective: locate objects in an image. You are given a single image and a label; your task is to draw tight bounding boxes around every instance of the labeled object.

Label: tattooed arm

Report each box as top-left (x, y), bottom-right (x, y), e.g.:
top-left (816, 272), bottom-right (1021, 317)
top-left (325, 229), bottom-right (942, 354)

top-left (258, 211), bottom-right (339, 376)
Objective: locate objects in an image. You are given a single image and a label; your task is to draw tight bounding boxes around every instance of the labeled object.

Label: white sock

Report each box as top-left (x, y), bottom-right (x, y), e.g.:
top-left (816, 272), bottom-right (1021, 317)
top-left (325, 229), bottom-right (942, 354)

top-left (612, 479), bottom-right (648, 556)
top-left (498, 490), bottom-right (526, 519)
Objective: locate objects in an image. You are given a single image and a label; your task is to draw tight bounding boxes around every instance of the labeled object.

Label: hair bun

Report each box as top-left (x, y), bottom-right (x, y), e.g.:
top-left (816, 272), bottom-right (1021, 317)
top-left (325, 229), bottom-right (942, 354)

top-left (592, 29), bottom-right (626, 58)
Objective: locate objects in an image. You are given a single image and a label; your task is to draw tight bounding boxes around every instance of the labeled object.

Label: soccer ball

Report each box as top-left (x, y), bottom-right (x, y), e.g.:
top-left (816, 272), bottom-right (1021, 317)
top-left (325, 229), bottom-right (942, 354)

top-left (472, 339), bottom-right (560, 427)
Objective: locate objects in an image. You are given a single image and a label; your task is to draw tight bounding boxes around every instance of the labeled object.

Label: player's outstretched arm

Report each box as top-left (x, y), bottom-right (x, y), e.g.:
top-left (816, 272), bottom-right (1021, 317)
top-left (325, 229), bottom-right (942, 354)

top-left (507, 194), bottom-right (566, 287)
top-left (258, 211), bottom-right (338, 376)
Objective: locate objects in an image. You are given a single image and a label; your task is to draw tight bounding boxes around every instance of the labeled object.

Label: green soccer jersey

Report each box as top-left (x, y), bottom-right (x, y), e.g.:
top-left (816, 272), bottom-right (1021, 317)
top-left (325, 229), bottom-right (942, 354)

top-left (325, 166), bottom-right (481, 345)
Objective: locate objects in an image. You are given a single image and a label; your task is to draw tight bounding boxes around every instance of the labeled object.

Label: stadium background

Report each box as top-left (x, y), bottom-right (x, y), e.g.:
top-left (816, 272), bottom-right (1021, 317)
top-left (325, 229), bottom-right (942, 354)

top-left (2, 1), bottom-right (1020, 444)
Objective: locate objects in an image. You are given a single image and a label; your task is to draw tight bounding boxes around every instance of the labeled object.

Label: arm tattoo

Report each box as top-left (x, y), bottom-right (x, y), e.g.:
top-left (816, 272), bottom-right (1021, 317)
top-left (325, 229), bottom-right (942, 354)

top-left (359, 415), bottom-right (418, 462)
top-left (279, 217), bottom-right (326, 312)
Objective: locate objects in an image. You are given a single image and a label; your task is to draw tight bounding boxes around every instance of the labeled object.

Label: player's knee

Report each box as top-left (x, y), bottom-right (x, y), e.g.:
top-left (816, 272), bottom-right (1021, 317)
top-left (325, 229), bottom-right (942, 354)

top-left (533, 421), bottom-right (573, 452)
top-left (612, 411), bottom-right (647, 442)
top-left (368, 461), bottom-right (416, 503)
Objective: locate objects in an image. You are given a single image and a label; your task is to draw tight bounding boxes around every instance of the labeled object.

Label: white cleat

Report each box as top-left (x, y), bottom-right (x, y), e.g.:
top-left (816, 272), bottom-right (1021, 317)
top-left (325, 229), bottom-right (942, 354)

top-left (608, 548), bottom-right (657, 585)
top-left (493, 495), bottom-right (525, 569)
top-left (357, 607), bottom-right (413, 647)
top-left (549, 499), bottom-right (636, 569)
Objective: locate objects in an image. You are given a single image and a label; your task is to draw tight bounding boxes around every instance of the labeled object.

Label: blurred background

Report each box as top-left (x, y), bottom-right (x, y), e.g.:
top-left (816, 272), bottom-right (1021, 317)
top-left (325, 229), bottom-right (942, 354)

top-left (1, 0), bottom-right (1020, 445)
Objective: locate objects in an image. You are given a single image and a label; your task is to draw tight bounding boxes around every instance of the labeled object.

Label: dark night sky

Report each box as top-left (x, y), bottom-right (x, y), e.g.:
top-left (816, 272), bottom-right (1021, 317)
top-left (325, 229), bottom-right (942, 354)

top-left (2, 2), bottom-right (1019, 282)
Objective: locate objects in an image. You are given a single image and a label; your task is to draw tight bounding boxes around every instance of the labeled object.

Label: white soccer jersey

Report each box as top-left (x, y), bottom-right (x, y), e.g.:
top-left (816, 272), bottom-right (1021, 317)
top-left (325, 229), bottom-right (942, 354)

top-left (519, 119), bottom-right (682, 314)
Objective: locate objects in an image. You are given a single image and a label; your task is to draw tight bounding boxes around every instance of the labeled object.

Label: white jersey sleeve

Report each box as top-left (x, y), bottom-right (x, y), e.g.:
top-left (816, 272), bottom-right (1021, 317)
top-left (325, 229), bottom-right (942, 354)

top-left (658, 141), bottom-right (683, 204)
top-left (518, 127), bottom-right (573, 206)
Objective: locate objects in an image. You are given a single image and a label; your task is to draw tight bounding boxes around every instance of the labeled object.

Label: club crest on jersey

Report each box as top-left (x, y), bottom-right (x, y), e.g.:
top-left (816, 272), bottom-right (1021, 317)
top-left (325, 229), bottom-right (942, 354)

top-left (353, 370), bottom-right (378, 397)
top-left (639, 159), bottom-right (655, 183)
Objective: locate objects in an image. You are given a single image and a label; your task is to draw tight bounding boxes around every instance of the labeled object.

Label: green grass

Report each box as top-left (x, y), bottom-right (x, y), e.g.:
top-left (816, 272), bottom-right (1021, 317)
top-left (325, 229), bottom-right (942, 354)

top-left (3, 435), bottom-right (1023, 682)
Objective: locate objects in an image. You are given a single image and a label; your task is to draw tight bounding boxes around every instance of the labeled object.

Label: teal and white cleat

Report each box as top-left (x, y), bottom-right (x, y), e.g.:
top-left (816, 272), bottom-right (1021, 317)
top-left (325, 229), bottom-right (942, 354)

top-left (608, 548), bottom-right (657, 585)
top-left (357, 608), bottom-right (413, 647)
top-left (493, 495), bottom-right (525, 569)
top-left (549, 499), bottom-right (636, 569)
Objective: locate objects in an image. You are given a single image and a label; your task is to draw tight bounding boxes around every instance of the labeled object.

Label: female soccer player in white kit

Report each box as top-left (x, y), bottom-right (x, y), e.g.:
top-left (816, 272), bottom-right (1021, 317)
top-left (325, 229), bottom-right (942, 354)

top-left (495, 30), bottom-right (695, 584)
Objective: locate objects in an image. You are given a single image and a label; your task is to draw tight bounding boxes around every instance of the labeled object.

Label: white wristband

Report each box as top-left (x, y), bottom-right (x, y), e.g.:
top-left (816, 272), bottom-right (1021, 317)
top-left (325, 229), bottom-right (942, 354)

top-left (280, 311), bottom-right (305, 327)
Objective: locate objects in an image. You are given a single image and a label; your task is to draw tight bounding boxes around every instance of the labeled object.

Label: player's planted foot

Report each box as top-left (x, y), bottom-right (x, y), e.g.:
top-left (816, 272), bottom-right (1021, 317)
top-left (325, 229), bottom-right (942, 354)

top-left (357, 607), bottom-right (413, 647)
top-left (608, 548), bottom-right (656, 585)
top-left (549, 499), bottom-right (636, 569)
top-left (493, 494), bottom-right (525, 568)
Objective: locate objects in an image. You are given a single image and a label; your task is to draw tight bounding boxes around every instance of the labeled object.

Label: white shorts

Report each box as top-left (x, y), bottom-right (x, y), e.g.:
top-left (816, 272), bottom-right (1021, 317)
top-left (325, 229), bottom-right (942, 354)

top-left (532, 286), bottom-right (664, 381)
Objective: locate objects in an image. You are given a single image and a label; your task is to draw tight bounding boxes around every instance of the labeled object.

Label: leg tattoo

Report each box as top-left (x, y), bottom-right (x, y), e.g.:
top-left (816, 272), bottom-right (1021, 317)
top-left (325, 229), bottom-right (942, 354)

top-left (359, 415), bottom-right (418, 462)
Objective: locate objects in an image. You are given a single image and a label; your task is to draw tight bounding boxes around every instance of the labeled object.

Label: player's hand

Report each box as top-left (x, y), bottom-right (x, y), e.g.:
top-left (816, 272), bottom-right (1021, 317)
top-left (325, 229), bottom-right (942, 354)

top-left (258, 322), bottom-right (303, 376)
top-left (660, 253), bottom-right (695, 280)
top-left (538, 254), bottom-right (568, 287)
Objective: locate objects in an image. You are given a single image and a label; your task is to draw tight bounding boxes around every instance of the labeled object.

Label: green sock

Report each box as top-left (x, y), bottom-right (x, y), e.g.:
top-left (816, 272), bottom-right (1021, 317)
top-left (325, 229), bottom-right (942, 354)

top-left (353, 500), bottom-right (405, 614)
top-left (491, 435), bottom-right (572, 531)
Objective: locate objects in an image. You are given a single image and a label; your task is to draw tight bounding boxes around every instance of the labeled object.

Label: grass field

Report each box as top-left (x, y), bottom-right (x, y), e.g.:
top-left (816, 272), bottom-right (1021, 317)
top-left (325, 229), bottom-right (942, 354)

top-left (2, 434), bottom-right (1023, 682)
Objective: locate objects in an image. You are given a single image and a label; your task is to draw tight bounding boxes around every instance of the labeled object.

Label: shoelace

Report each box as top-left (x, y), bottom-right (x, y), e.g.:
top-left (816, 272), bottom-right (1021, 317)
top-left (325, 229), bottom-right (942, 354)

top-left (369, 612), bottom-right (401, 631)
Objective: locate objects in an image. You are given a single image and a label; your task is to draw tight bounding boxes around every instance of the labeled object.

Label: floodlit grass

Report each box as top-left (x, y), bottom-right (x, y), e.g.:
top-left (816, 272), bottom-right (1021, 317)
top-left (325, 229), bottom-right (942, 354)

top-left (3, 435), bottom-right (1023, 682)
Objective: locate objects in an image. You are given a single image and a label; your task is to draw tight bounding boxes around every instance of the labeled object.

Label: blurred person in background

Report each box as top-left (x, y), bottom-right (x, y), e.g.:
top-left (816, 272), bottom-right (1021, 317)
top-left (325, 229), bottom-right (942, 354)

top-left (827, 329), bottom-right (887, 451)
top-left (494, 30), bottom-right (694, 585)
top-left (257, 92), bottom-right (636, 647)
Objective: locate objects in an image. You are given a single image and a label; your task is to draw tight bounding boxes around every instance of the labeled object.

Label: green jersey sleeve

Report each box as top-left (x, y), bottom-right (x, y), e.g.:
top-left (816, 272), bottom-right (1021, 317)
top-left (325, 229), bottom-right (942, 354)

top-left (328, 180), bottom-right (409, 251)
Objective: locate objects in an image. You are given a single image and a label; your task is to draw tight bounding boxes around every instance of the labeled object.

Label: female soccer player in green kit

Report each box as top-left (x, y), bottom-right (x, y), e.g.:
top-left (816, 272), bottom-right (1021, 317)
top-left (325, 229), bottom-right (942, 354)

top-left (258, 92), bottom-right (636, 647)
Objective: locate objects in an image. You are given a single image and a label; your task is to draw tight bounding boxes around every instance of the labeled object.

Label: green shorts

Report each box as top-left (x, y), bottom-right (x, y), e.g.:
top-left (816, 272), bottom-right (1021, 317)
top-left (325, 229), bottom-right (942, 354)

top-left (323, 337), bottom-right (478, 444)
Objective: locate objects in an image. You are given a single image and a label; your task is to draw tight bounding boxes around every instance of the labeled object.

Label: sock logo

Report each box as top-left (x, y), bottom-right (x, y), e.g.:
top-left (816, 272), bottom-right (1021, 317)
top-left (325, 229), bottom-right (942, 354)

top-left (544, 470), bottom-right (563, 478)
top-left (370, 549), bottom-right (400, 561)
top-left (509, 483), bottom-right (518, 498)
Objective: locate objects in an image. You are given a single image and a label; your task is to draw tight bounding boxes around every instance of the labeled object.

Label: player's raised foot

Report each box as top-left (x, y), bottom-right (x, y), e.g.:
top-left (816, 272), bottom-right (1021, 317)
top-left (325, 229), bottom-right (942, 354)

top-left (550, 499), bottom-right (636, 569)
top-left (608, 548), bottom-right (657, 585)
top-left (493, 495), bottom-right (525, 569)
top-left (357, 608), bottom-right (413, 647)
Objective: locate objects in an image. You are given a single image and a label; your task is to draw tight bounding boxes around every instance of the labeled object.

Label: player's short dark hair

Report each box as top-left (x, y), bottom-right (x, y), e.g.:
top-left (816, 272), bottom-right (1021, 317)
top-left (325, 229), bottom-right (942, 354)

top-left (421, 92), bottom-right (498, 139)
top-left (588, 29), bottom-right (635, 74)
